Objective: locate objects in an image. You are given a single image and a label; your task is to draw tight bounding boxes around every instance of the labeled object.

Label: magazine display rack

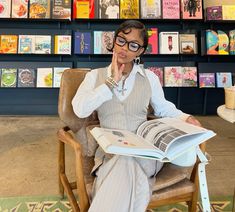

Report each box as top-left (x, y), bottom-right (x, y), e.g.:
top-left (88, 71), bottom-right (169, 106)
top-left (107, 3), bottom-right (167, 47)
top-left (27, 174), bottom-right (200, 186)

top-left (0, 1), bottom-right (235, 115)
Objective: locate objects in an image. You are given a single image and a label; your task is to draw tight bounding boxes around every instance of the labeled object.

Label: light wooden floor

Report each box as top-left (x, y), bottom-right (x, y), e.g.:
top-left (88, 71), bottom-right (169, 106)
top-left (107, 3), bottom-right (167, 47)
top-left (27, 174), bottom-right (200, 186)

top-left (0, 115), bottom-right (234, 197)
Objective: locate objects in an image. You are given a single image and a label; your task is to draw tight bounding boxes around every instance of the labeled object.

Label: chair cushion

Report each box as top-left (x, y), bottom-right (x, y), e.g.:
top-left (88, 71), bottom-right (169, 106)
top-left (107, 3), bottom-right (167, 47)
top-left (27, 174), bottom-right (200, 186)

top-left (151, 178), bottom-right (195, 201)
top-left (74, 122), bottom-right (99, 157)
top-left (86, 125), bottom-right (100, 156)
top-left (153, 163), bottom-right (191, 192)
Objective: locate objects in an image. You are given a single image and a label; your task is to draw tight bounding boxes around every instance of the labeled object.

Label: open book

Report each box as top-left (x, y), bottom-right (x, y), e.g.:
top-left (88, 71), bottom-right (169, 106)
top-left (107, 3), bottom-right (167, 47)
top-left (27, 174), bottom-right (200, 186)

top-left (90, 118), bottom-right (216, 162)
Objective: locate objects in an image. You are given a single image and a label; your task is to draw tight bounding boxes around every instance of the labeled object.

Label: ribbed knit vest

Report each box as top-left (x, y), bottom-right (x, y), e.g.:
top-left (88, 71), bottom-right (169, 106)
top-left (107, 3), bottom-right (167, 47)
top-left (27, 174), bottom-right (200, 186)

top-left (95, 67), bottom-right (152, 133)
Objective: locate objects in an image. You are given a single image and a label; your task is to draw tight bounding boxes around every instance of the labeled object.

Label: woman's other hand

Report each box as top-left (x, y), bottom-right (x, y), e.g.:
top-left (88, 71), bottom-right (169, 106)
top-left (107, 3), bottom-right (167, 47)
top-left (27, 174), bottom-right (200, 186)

top-left (186, 115), bottom-right (202, 127)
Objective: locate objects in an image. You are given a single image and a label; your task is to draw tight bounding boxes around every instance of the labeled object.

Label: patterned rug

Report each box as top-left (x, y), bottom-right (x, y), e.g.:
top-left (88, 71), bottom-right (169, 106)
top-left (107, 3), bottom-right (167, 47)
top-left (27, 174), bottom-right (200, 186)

top-left (0, 195), bottom-right (233, 212)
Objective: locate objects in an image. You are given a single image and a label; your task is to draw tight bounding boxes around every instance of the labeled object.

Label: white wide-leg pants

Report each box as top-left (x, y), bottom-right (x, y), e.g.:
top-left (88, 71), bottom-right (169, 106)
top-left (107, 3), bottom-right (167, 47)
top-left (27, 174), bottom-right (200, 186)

top-left (88, 155), bottom-right (163, 212)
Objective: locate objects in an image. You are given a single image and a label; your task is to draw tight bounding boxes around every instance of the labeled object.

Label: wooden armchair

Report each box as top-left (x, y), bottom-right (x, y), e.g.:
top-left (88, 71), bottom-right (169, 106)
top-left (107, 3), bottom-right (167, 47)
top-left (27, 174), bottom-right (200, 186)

top-left (57, 68), bottom-right (206, 212)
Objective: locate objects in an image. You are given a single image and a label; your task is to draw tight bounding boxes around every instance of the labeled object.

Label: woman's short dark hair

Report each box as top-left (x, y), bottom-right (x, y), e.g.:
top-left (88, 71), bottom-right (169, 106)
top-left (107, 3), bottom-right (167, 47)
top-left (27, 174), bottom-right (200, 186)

top-left (109, 20), bottom-right (148, 55)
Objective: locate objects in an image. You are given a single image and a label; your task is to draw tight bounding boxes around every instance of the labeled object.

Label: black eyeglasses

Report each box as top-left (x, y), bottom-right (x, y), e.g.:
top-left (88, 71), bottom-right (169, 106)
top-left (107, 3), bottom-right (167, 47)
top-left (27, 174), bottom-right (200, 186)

top-left (115, 36), bottom-right (143, 52)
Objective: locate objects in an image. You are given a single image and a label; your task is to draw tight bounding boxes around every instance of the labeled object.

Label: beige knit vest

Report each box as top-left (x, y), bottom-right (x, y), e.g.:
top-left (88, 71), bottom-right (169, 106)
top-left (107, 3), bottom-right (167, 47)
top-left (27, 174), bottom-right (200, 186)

top-left (95, 66), bottom-right (152, 133)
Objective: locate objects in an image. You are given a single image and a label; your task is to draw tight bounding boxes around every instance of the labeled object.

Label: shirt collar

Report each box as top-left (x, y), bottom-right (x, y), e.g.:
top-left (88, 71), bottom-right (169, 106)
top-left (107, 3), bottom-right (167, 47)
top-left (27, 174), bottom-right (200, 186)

top-left (107, 63), bottom-right (145, 78)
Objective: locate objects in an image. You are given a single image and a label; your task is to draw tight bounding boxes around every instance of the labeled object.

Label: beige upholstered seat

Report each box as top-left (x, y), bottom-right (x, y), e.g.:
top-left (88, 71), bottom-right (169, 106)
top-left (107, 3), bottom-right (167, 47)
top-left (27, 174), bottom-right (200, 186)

top-left (57, 68), bottom-right (205, 212)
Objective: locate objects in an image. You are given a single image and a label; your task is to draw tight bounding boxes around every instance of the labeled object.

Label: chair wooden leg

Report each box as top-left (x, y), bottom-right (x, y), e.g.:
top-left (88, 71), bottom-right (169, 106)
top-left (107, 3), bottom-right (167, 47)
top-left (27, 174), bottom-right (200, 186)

top-left (188, 178), bottom-right (199, 212)
top-left (58, 141), bottom-right (65, 199)
top-left (61, 173), bottom-right (80, 212)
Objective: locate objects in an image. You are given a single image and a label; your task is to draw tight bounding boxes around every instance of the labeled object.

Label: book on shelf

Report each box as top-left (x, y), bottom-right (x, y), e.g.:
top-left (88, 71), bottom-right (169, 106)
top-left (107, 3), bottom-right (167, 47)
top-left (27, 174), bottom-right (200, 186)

top-left (179, 33), bottom-right (197, 54)
top-left (199, 73), bottom-right (215, 88)
top-left (74, 0), bottom-right (94, 19)
top-left (206, 30), bottom-right (219, 55)
top-left (164, 66), bottom-right (182, 87)
top-left (0, 35), bottom-right (18, 54)
top-left (94, 31), bottom-right (114, 54)
top-left (53, 67), bottom-right (70, 87)
top-left (222, 5), bottom-right (235, 21)
top-left (181, 0), bottom-right (203, 19)
top-left (52, 0), bottom-right (71, 19)
top-left (205, 6), bottom-right (222, 21)
top-left (146, 28), bottom-right (158, 54)
top-left (162, 0), bottom-right (180, 19)
top-left (218, 30), bottom-right (229, 55)
top-left (17, 68), bottom-right (36, 87)
top-left (99, 0), bottom-right (119, 19)
top-left (0, 0), bottom-right (11, 18)
top-left (216, 72), bottom-right (232, 88)
top-left (36, 67), bottom-right (53, 87)
top-left (18, 35), bottom-right (35, 54)
top-left (29, 0), bottom-right (51, 19)
top-left (140, 0), bottom-right (161, 19)
top-left (146, 66), bottom-right (164, 87)
top-left (120, 0), bottom-right (139, 19)
top-left (34, 35), bottom-right (51, 54)
top-left (90, 117), bottom-right (216, 161)
top-left (74, 31), bottom-right (91, 54)
top-left (181, 66), bottom-right (197, 87)
top-left (229, 30), bottom-right (235, 55)
top-left (164, 66), bottom-right (197, 87)
top-left (0, 68), bottom-right (17, 87)
top-left (11, 0), bottom-right (28, 18)
top-left (54, 35), bottom-right (71, 54)
top-left (159, 32), bottom-right (179, 54)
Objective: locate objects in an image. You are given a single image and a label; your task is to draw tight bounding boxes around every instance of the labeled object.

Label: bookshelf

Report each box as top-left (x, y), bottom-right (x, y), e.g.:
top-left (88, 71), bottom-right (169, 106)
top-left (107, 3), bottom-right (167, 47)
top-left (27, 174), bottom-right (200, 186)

top-left (0, 1), bottom-right (235, 115)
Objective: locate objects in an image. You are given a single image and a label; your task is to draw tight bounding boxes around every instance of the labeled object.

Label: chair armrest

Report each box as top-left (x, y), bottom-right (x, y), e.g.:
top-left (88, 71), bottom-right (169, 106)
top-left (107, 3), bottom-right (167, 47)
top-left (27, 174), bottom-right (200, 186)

top-left (57, 127), bottom-right (82, 151)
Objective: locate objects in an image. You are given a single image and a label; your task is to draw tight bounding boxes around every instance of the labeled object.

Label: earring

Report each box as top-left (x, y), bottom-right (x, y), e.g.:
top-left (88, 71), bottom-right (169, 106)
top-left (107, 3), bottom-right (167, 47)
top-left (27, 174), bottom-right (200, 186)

top-left (134, 56), bottom-right (140, 65)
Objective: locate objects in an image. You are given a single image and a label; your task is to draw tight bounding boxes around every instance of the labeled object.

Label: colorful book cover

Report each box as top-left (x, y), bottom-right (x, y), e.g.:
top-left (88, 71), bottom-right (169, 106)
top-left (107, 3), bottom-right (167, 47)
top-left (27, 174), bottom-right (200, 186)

top-left (181, 66), bottom-right (197, 87)
top-left (29, 0), bottom-right (51, 19)
top-left (120, 0), bottom-right (139, 19)
top-left (11, 0), bottom-right (28, 18)
top-left (1, 68), bottom-right (17, 87)
top-left (0, 0), bottom-right (11, 18)
top-left (99, 0), bottom-right (119, 19)
top-left (199, 73), bottom-right (215, 88)
top-left (74, 0), bottom-right (94, 18)
top-left (52, 0), bottom-right (71, 19)
top-left (17, 68), bottom-right (36, 87)
top-left (206, 30), bottom-right (219, 55)
top-left (218, 30), bottom-right (229, 55)
top-left (206, 6), bottom-right (222, 21)
top-left (0, 35), bottom-right (18, 54)
top-left (94, 31), bottom-right (114, 54)
top-left (229, 30), bottom-right (235, 55)
top-left (36, 67), bottom-right (53, 87)
top-left (140, 0), bottom-right (161, 19)
top-left (222, 5), bottom-right (235, 20)
top-left (216, 72), bottom-right (232, 88)
top-left (147, 66), bottom-right (164, 86)
top-left (162, 0), bottom-right (180, 19)
top-left (75, 0), bottom-right (89, 18)
top-left (54, 35), bottom-right (71, 54)
top-left (164, 66), bottom-right (182, 87)
top-left (18, 35), bottom-right (35, 54)
top-left (146, 28), bottom-right (158, 54)
top-left (74, 31), bottom-right (91, 54)
top-left (181, 0), bottom-right (202, 19)
top-left (53, 67), bottom-right (70, 87)
top-left (179, 33), bottom-right (197, 54)
top-left (159, 32), bottom-right (179, 54)
top-left (34, 35), bottom-right (51, 54)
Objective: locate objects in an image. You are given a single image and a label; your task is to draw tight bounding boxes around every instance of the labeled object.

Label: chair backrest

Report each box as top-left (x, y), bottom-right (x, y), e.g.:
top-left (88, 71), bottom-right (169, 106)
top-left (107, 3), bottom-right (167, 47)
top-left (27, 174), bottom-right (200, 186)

top-left (58, 68), bottom-right (98, 133)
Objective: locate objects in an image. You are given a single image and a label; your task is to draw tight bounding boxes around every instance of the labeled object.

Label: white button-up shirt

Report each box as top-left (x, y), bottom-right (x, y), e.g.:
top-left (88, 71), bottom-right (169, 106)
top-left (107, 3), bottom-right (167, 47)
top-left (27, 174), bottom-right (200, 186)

top-left (72, 63), bottom-right (189, 120)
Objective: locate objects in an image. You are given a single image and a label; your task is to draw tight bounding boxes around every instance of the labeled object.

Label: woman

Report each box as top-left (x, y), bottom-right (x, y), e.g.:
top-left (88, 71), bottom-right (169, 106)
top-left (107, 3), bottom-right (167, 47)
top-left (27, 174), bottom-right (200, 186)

top-left (72, 20), bottom-right (201, 212)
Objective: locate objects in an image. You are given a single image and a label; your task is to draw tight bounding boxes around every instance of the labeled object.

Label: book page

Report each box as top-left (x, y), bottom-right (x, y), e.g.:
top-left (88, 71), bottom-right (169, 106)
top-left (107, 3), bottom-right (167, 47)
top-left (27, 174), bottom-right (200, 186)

top-left (90, 127), bottom-right (163, 159)
top-left (137, 118), bottom-right (212, 153)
